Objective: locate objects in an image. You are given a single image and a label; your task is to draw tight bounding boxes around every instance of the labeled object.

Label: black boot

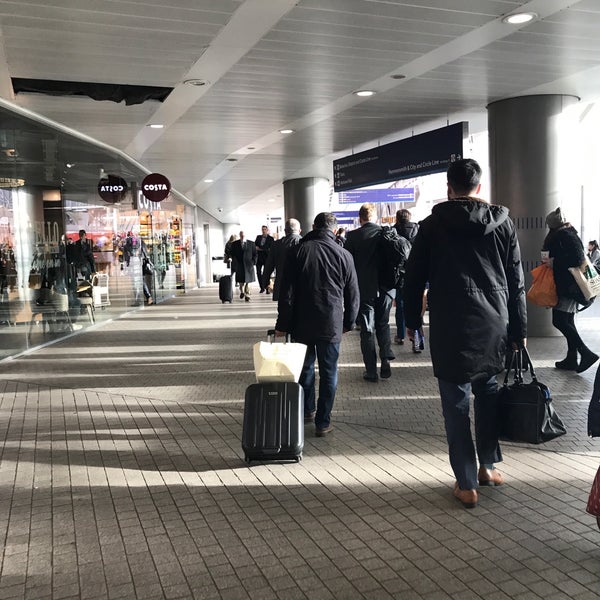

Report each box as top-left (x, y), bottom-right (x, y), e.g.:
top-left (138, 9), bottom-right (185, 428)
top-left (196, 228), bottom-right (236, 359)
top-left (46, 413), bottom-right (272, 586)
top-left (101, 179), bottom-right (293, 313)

top-left (555, 352), bottom-right (577, 370)
top-left (576, 348), bottom-right (599, 373)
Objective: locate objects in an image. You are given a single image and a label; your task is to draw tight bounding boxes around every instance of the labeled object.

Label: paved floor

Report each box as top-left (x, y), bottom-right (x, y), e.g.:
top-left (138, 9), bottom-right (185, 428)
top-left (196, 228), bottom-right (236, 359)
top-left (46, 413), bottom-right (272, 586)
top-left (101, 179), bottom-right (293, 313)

top-left (0, 286), bottom-right (599, 600)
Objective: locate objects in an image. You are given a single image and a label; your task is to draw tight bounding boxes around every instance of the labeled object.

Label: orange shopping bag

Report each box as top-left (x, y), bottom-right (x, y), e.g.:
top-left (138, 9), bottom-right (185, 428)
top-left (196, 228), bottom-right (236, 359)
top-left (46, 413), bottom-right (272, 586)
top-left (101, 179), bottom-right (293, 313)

top-left (526, 264), bottom-right (558, 307)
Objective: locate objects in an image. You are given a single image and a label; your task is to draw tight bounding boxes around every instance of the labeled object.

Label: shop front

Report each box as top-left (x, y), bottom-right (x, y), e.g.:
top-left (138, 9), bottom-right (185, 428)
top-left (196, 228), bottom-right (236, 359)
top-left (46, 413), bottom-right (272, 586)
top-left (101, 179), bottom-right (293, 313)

top-left (0, 100), bottom-right (202, 360)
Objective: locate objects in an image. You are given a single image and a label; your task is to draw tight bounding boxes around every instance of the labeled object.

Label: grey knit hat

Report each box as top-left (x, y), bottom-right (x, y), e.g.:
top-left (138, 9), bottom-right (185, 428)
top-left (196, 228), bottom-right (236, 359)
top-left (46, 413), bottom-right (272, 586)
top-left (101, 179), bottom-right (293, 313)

top-left (546, 207), bottom-right (566, 230)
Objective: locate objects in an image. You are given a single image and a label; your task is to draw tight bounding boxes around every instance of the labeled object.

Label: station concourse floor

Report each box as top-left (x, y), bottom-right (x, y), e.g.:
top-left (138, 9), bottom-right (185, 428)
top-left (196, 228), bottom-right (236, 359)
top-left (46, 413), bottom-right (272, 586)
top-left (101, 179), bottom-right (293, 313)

top-left (0, 285), bottom-right (599, 600)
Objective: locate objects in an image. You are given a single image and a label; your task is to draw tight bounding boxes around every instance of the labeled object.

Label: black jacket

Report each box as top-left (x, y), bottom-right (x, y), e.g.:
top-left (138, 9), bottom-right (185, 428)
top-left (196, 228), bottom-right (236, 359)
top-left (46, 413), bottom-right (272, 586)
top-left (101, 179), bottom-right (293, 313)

top-left (404, 198), bottom-right (527, 384)
top-left (276, 229), bottom-right (359, 344)
top-left (263, 233), bottom-right (301, 301)
top-left (394, 220), bottom-right (419, 242)
top-left (542, 225), bottom-right (585, 299)
top-left (344, 221), bottom-right (382, 299)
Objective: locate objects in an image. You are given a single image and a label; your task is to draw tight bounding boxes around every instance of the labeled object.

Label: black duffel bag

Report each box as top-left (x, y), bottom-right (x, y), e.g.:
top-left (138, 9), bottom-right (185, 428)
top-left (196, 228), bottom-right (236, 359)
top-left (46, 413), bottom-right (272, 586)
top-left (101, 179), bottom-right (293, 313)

top-left (498, 348), bottom-right (566, 444)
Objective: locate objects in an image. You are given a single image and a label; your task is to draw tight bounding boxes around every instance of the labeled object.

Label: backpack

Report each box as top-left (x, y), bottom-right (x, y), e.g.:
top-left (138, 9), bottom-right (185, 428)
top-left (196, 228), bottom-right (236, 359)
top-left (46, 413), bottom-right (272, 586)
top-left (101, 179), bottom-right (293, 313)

top-left (378, 226), bottom-right (411, 290)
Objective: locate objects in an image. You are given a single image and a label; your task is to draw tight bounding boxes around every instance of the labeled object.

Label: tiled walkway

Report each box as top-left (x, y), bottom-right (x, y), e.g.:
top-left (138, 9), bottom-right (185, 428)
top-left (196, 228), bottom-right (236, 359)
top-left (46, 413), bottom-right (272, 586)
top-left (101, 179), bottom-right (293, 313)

top-left (0, 286), bottom-right (599, 600)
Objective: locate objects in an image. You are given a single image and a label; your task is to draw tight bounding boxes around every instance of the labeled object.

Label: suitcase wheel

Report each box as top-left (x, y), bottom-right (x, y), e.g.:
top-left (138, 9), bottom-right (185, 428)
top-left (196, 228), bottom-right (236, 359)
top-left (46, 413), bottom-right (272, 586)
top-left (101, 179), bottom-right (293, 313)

top-left (295, 455), bottom-right (302, 463)
top-left (244, 455), bottom-right (252, 464)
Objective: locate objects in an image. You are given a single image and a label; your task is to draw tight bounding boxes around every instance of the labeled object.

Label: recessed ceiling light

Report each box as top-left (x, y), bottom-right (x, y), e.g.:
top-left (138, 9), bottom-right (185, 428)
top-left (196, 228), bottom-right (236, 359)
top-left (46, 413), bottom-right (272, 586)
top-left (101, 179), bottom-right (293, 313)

top-left (203, 179), bottom-right (213, 183)
top-left (390, 74), bottom-right (406, 80)
top-left (502, 12), bottom-right (537, 24)
top-left (183, 78), bottom-right (209, 87)
top-left (279, 129), bottom-right (294, 134)
top-left (353, 90), bottom-right (376, 97)
top-left (148, 123), bottom-right (164, 129)
top-left (267, 198), bottom-right (275, 203)
top-left (226, 158), bottom-right (238, 162)
top-left (247, 146), bottom-right (256, 150)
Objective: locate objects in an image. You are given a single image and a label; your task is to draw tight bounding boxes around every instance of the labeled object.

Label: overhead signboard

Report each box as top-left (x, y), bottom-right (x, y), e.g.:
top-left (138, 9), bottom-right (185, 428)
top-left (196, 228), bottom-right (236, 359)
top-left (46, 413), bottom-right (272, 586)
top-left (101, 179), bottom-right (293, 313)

top-left (333, 122), bottom-right (467, 192)
top-left (338, 188), bottom-right (414, 204)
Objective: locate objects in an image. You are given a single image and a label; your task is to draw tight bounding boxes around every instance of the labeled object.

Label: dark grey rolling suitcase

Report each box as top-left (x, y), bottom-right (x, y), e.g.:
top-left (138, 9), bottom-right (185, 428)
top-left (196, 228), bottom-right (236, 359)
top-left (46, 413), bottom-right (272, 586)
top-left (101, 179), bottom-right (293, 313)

top-left (242, 382), bottom-right (304, 463)
top-left (219, 275), bottom-right (233, 303)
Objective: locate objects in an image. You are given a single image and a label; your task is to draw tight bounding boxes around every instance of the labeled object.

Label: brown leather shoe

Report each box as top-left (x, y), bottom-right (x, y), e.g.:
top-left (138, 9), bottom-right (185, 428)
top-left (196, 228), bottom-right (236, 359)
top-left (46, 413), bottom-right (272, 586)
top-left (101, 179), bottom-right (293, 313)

top-left (478, 467), bottom-right (504, 486)
top-left (453, 483), bottom-right (478, 509)
top-left (315, 425), bottom-right (333, 437)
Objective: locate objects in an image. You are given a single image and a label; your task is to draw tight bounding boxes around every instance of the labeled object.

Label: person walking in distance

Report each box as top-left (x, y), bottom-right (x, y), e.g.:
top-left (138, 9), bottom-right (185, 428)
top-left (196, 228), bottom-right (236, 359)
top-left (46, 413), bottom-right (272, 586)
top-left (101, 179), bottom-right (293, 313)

top-left (344, 203), bottom-right (396, 382)
top-left (262, 218), bottom-right (302, 301)
top-left (254, 225), bottom-right (274, 293)
top-left (393, 208), bottom-right (420, 349)
top-left (230, 231), bottom-right (257, 301)
top-left (404, 158), bottom-right (527, 509)
top-left (276, 212), bottom-right (359, 437)
top-left (542, 208), bottom-right (599, 373)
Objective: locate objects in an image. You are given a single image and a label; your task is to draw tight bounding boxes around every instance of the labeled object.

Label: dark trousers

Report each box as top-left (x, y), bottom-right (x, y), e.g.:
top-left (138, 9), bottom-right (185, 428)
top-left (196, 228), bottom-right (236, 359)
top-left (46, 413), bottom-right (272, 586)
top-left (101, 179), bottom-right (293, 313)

top-left (299, 341), bottom-right (340, 430)
top-left (256, 257), bottom-right (267, 291)
top-left (394, 293), bottom-right (405, 340)
top-left (438, 375), bottom-right (502, 490)
top-left (357, 290), bottom-right (395, 376)
top-left (552, 308), bottom-right (586, 356)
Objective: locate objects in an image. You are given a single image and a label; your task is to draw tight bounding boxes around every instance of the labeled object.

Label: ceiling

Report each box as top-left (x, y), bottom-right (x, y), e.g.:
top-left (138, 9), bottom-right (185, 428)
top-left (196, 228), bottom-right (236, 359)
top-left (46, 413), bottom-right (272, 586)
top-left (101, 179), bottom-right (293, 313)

top-left (1, 0), bottom-right (600, 224)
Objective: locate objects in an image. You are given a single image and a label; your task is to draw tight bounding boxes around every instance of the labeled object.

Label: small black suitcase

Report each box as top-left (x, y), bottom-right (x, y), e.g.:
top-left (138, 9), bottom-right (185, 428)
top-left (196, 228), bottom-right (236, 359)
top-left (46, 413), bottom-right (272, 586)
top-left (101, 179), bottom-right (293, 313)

top-left (219, 275), bottom-right (233, 303)
top-left (242, 382), bottom-right (304, 463)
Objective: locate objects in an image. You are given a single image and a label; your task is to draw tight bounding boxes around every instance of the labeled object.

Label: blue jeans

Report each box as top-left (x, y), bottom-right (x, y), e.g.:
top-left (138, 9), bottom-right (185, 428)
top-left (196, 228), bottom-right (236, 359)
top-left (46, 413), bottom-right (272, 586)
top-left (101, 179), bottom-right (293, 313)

top-left (299, 341), bottom-right (340, 430)
top-left (438, 375), bottom-right (502, 490)
top-left (357, 290), bottom-right (395, 376)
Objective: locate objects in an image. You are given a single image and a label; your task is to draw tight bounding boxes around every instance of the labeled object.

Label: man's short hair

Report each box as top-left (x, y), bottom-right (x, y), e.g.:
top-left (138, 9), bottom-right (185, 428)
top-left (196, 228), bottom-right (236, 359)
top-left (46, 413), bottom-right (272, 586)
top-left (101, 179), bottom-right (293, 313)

top-left (78, 229), bottom-right (86, 238)
top-left (313, 212), bottom-right (337, 231)
top-left (359, 203), bottom-right (377, 222)
top-left (284, 218), bottom-right (301, 235)
top-left (447, 158), bottom-right (482, 195)
top-left (396, 208), bottom-right (411, 223)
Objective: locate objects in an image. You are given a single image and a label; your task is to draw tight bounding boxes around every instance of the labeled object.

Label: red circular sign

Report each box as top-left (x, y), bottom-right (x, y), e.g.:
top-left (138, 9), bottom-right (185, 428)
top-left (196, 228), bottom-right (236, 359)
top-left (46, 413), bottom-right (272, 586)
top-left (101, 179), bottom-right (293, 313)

top-left (97, 175), bottom-right (128, 204)
top-left (141, 173), bottom-right (171, 202)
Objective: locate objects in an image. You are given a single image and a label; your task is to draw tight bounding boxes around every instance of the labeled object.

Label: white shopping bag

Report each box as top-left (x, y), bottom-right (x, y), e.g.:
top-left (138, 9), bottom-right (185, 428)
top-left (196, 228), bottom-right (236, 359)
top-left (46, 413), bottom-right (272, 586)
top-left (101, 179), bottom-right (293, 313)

top-left (253, 338), bottom-right (307, 382)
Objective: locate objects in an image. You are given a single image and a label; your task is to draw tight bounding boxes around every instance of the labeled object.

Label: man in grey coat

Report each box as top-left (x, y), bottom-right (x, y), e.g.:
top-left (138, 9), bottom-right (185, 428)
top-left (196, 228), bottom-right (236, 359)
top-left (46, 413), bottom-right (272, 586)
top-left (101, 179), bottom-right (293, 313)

top-left (404, 158), bottom-right (527, 509)
top-left (231, 231), bottom-right (257, 302)
top-left (262, 218), bottom-right (302, 301)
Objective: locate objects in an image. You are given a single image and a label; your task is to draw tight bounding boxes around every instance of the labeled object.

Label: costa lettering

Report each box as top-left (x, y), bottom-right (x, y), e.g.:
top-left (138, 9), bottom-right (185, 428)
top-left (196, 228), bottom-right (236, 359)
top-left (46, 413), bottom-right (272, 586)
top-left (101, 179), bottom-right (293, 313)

top-left (97, 175), bottom-right (128, 203)
top-left (141, 173), bottom-right (171, 202)
top-left (100, 185), bottom-right (125, 192)
top-left (143, 183), bottom-right (168, 191)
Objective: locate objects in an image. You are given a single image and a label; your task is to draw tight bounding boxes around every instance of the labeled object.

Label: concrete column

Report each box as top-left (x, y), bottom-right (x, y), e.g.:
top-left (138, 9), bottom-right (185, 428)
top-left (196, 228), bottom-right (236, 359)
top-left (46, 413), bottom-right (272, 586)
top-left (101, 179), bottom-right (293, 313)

top-left (283, 177), bottom-right (330, 235)
top-left (488, 94), bottom-right (579, 337)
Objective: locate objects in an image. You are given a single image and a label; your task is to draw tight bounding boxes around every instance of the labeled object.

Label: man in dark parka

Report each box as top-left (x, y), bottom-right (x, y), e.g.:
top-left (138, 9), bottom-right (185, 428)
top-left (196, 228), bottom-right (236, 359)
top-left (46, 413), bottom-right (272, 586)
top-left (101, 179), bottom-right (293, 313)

top-left (276, 212), bottom-right (359, 437)
top-left (404, 159), bottom-right (527, 509)
top-left (230, 231), bottom-right (257, 301)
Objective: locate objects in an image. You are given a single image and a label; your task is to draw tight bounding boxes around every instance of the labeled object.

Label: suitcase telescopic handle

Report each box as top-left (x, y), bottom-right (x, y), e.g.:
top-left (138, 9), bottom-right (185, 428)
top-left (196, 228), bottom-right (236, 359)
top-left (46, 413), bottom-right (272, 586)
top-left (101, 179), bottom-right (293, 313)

top-left (267, 328), bottom-right (291, 342)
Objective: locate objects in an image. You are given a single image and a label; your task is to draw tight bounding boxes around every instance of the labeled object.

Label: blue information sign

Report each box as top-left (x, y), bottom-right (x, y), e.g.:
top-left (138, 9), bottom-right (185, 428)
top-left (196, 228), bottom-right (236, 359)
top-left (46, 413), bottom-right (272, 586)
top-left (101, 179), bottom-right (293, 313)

top-left (338, 188), bottom-right (414, 204)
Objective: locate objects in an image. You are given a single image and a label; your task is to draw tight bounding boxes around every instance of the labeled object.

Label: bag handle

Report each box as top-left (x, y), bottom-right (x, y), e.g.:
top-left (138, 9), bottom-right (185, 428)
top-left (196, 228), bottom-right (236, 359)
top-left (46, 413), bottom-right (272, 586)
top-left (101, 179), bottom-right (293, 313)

top-left (503, 347), bottom-right (537, 386)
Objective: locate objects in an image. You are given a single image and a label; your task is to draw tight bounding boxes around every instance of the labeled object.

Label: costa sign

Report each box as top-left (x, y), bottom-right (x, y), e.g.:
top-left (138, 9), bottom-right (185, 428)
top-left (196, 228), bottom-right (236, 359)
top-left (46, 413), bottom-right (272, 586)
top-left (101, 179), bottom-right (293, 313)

top-left (141, 173), bottom-right (171, 202)
top-left (97, 175), bottom-right (128, 204)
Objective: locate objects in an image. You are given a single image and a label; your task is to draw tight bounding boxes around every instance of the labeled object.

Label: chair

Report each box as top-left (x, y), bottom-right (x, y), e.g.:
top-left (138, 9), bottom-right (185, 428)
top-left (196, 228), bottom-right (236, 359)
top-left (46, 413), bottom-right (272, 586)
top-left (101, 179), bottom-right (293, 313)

top-left (28, 290), bottom-right (73, 341)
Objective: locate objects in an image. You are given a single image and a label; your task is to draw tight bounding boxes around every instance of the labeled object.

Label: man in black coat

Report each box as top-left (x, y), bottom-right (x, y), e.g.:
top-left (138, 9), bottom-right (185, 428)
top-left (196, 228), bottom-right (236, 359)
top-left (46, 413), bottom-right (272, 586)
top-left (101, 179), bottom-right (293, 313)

top-left (262, 218), bottom-right (302, 301)
top-left (404, 159), bottom-right (527, 509)
top-left (254, 225), bottom-right (275, 293)
top-left (276, 212), bottom-right (359, 437)
top-left (344, 203), bottom-right (396, 381)
top-left (69, 229), bottom-right (96, 278)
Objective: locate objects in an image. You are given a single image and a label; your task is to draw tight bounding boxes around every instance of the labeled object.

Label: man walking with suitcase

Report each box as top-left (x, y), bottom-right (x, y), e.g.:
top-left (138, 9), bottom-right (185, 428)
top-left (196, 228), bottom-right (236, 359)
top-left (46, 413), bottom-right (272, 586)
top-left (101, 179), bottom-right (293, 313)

top-left (404, 159), bottom-right (527, 508)
top-left (276, 212), bottom-right (359, 437)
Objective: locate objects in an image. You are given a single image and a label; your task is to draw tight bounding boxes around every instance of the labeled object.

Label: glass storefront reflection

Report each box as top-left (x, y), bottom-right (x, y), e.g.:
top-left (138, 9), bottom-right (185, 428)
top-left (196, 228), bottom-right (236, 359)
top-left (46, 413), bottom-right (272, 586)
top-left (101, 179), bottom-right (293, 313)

top-left (0, 101), bottom-right (198, 360)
